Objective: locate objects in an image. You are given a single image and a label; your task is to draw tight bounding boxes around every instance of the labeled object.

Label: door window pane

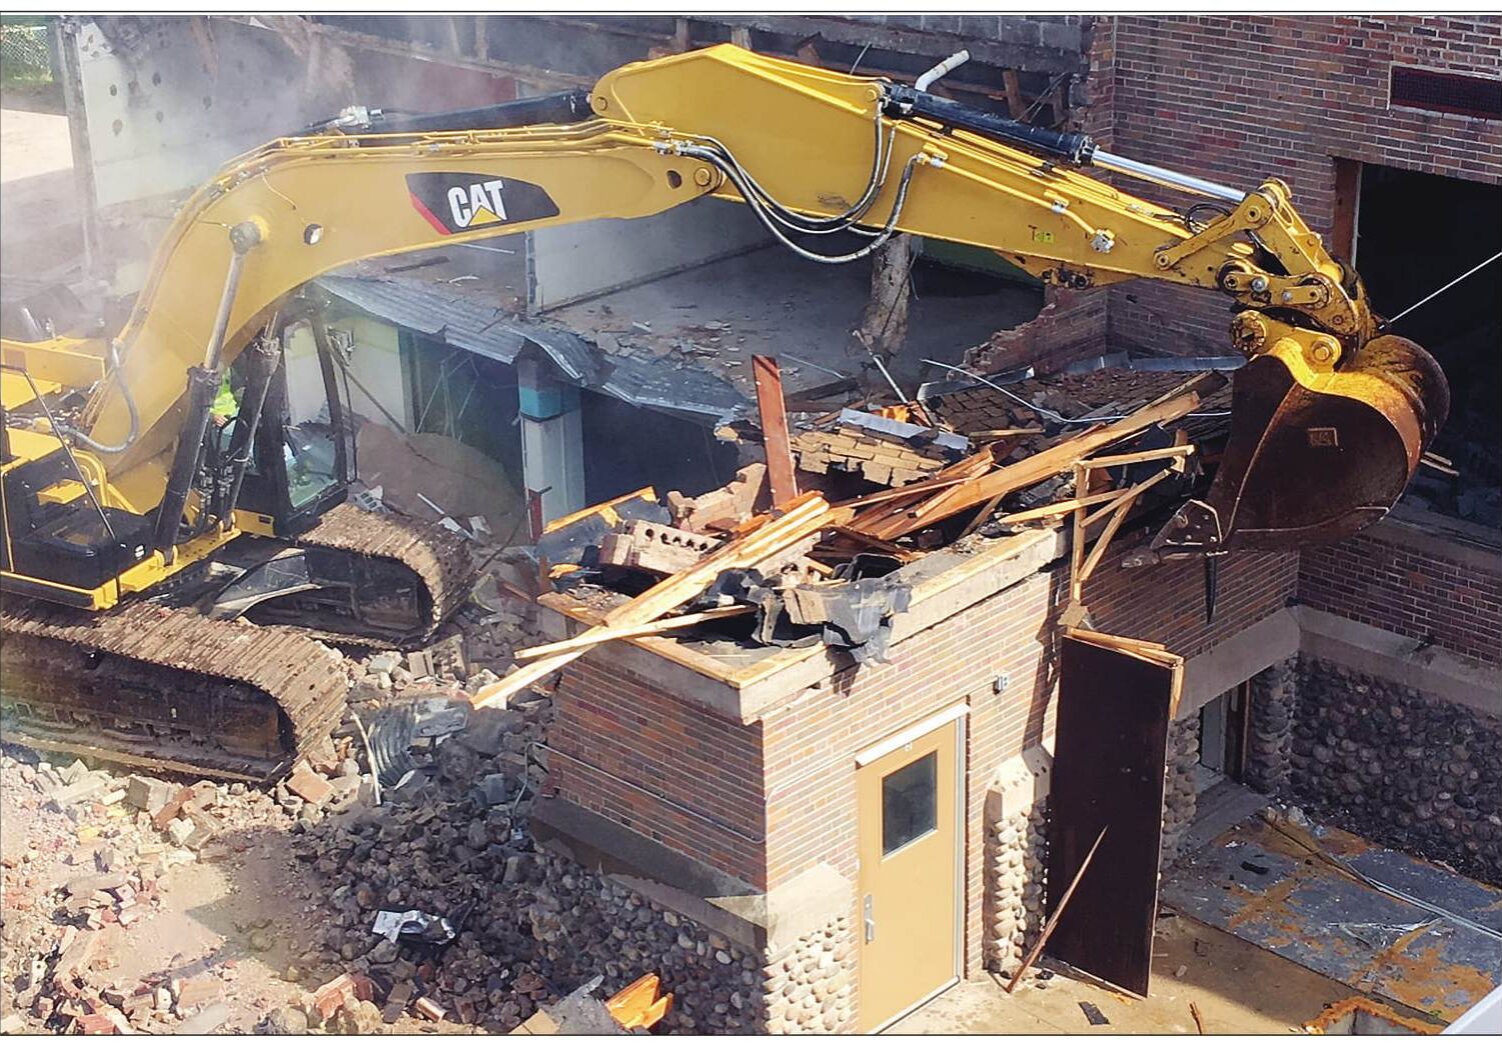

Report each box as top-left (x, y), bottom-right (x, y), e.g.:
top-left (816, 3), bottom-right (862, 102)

top-left (882, 751), bottom-right (938, 855)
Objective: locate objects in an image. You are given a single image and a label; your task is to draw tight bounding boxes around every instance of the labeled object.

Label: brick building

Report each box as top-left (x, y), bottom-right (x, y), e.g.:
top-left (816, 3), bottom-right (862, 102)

top-left (518, 13), bottom-right (1501, 1034)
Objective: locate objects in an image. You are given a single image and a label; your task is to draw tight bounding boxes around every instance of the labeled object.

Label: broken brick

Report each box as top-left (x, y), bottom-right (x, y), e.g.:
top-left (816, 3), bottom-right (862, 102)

top-left (413, 997), bottom-right (446, 1022)
top-left (125, 775), bottom-right (172, 814)
top-left (75, 1013), bottom-right (119, 1035)
top-left (53, 928), bottom-right (103, 979)
top-left (285, 762), bottom-right (335, 808)
top-left (311, 975), bottom-right (356, 1022)
top-left (173, 977), bottom-right (223, 1011)
top-left (151, 787), bottom-right (195, 831)
top-left (382, 981), bottom-right (415, 1025)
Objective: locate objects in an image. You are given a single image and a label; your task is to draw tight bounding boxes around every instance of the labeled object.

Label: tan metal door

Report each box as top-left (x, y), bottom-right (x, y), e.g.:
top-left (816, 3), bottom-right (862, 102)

top-left (856, 718), bottom-right (960, 1031)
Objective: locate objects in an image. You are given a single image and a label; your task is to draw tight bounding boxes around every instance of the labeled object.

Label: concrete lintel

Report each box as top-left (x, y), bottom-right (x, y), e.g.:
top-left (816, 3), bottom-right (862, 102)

top-left (756, 863), bottom-right (854, 957)
top-left (1177, 607), bottom-right (1301, 717)
top-left (1292, 606), bottom-right (1502, 720)
top-left (1377, 507), bottom-right (1502, 573)
top-left (530, 797), bottom-right (852, 953)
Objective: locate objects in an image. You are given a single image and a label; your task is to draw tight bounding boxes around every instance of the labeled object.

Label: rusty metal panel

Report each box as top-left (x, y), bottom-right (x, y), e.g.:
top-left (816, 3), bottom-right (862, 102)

top-left (1046, 635), bottom-right (1174, 997)
top-left (752, 355), bottom-right (799, 507)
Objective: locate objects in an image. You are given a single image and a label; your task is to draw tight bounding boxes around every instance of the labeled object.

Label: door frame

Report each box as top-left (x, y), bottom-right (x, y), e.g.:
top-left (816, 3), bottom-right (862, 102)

top-left (855, 702), bottom-right (969, 1032)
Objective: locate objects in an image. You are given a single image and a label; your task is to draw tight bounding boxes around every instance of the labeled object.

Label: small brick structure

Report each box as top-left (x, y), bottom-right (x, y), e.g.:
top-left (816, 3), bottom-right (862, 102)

top-left (517, 14), bottom-right (1502, 1030)
top-left (528, 497), bottom-right (1498, 1031)
top-left (531, 525), bottom-right (1309, 1031)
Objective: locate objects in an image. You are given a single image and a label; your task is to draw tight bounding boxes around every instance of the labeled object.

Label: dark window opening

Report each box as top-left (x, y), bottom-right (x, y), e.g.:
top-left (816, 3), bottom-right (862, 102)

top-left (1390, 66), bottom-right (1502, 121)
top-left (1352, 163), bottom-right (1502, 529)
top-left (882, 751), bottom-right (938, 855)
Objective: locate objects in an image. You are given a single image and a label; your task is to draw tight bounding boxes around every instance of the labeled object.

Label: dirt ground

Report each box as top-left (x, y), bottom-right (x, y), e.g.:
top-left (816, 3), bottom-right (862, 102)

top-left (892, 914), bottom-right (1374, 1035)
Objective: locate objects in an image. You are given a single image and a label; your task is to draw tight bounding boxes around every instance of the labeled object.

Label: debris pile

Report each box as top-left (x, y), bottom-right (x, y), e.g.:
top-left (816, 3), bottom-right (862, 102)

top-left (284, 689), bottom-right (559, 1033)
top-left (0, 751), bottom-right (298, 1035)
top-left (472, 367), bottom-right (1230, 710)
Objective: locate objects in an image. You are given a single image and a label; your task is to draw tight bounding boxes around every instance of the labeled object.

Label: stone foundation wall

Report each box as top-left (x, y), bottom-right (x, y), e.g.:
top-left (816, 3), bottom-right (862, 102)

top-left (1245, 658), bottom-right (1297, 797)
top-left (526, 851), bottom-right (856, 1034)
top-left (983, 800), bottom-right (1048, 974)
top-left (1160, 712), bottom-right (1201, 867)
top-left (1289, 656), bottom-right (1502, 885)
top-left (760, 915), bottom-right (855, 1034)
top-left (526, 854), bottom-right (762, 1034)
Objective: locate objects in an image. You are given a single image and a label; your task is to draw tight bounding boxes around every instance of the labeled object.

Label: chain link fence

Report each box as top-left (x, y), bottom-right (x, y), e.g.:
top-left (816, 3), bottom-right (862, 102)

top-left (1, 24), bottom-right (53, 79)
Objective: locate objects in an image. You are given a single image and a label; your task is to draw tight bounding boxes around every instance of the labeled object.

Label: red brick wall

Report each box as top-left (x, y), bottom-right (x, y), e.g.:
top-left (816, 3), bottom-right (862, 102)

top-left (756, 542), bottom-right (1297, 989)
top-left (548, 660), bottom-right (768, 886)
top-left (1085, 545), bottom-right (1301, 657)
top-left (1088, 14), bottom-right (1502, 355)
top-left (1297, 530), bottom-right (1502, 665)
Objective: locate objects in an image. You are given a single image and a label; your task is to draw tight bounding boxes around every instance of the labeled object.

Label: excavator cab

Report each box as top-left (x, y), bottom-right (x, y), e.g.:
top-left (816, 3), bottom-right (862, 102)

top-left (229, 322), bottom-right (352, 538)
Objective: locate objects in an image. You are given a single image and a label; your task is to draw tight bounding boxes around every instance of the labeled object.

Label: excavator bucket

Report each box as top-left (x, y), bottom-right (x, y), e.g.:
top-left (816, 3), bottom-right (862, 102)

top-left (1155, 335), bottom-right (1449, 552)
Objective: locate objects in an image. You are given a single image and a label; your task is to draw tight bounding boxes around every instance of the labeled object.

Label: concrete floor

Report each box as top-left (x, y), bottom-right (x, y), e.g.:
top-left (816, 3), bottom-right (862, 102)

top-left (0, 106), bottom-right (71, 183)
top-left (892, 914), bottom-right (1368, 1035)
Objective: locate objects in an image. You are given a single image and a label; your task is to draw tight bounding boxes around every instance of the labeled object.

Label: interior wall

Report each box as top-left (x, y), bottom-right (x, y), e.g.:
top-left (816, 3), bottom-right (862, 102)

top-left (529, 198), bottom-right (770, 311)
top-left (578, 389), bottom-right (738, 505)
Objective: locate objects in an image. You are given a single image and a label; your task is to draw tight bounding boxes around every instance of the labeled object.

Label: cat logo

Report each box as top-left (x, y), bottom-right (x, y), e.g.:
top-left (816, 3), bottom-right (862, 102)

top-left (406, 171), bottom-right (561, 236)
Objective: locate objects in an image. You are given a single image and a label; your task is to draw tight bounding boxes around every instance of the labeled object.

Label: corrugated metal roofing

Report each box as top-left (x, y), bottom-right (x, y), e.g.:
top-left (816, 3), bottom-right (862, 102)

top-left (315, 275), bottom-right (748, 424)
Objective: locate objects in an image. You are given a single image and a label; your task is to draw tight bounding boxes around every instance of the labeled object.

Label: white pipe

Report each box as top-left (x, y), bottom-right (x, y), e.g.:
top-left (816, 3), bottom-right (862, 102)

top-left (916, 50), bottom-right (970, 92)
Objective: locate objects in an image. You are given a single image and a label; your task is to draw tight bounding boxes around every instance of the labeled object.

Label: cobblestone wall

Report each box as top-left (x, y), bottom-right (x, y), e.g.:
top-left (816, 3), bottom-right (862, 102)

top-left (1289, 657), bottom-right (1502, 885)
top-left (1160, 712), bottom-right (1201, 867)
top-left (761, 915), bottom-right (855, 1034)
top-left (983, 800), bottom-right (1048, 974)
top-left (1246, 658), bottom-right (1298, 797)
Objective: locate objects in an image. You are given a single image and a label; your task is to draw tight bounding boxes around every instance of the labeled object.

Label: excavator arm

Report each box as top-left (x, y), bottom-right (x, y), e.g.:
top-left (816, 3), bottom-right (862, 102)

top-left (2, 44), bottom-right (1447, 567)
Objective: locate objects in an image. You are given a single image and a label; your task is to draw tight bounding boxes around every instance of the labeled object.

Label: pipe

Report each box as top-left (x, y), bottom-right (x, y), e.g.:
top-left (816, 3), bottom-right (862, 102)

top-left (60, 341), bottom-right (139, 455)
top-left (915, 49), bottom-right (970, 92)
top-left (1091, 149), bottom-right (1244, 203)
top-left (153, 223), bottom-right (260, 560)
top-left (220, 333), bottom-right (281, 523)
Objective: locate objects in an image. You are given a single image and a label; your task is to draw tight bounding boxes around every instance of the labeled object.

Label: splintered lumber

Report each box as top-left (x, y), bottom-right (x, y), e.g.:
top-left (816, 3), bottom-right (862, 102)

top-left (471, 494), bottom-right (844, 709)
top-left (512, 605), bottom-right (755, 661)
top-left (1004, 824), bottom-right (1108, 995)
top-left (604, 493), bottom-right (842, 625)
top-left (848, 373), bottom-right (1224, 541)
top-left (752, 355), bottom-right (799, 506)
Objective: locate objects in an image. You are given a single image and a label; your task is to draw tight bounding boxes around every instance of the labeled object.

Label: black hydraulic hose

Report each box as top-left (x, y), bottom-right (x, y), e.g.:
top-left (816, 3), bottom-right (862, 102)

top-left (152, 365), bottom-right (218, 562)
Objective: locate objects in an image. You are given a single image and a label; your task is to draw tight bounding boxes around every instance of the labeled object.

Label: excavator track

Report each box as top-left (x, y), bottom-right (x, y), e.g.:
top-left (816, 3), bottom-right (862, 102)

top-left (0, 600), bottom-right (350, 782)
top-left (0, 507), bottom-right (476, 781)
top-left (298, 503), bottom-right (476, 635)
top-left (217, 503), bottom-right (478, 648)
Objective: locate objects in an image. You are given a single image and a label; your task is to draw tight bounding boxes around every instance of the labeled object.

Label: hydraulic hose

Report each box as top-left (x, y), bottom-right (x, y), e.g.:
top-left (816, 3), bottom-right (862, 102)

top-left (59, 341), bottom-right (139, 455)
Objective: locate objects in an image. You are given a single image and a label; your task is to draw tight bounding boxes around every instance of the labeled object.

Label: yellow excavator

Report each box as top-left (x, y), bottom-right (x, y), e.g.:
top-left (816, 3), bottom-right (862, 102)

top-left (0, 45), bottom-right (1447, 778)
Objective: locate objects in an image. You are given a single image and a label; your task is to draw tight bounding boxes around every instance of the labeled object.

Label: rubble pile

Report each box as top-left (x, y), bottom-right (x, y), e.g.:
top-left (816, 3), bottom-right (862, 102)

top-left (0, 751), bottom-right (296, 1035)
top-left (284, 690), bottom-right (562, 1033)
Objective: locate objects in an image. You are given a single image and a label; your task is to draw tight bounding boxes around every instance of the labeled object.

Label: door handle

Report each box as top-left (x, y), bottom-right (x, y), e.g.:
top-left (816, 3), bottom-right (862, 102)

top-left (863, 893), bottom-right (876, 943)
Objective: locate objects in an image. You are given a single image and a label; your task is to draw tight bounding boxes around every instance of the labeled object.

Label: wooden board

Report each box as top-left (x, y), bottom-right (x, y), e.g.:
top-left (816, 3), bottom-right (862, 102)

top-left (1046, 634), bottom-right (1180, 997)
